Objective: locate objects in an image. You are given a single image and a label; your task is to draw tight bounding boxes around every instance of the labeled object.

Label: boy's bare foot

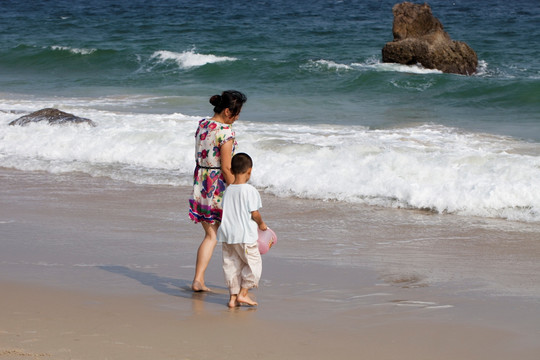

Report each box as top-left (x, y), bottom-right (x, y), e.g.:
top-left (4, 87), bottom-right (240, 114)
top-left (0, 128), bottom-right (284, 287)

top-left (237, 293), bottom-right (258, 306)
top-left (191, 280), bottom-right (210, 292)
top-left (227, 295), bottom-right (240, 308)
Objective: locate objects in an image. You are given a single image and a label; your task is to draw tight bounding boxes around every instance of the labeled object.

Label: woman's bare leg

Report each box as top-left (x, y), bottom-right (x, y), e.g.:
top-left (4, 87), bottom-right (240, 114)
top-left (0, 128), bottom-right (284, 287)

top-left (192, 222), bottom-right (219, 292)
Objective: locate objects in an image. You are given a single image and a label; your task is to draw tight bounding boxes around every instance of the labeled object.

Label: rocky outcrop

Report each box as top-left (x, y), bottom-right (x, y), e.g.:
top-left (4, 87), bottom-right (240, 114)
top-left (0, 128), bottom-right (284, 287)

top-left (382, 2), bottom-right (477, 75)
top-left (8, 108), bottom-right (96, 127)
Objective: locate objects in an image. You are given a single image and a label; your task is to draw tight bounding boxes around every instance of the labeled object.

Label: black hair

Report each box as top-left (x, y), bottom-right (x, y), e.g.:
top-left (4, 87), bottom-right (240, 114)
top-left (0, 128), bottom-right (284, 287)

top-left (231, 153), bottom-right (253, 175)
top-left (209, 90), bottom-right (247, 117)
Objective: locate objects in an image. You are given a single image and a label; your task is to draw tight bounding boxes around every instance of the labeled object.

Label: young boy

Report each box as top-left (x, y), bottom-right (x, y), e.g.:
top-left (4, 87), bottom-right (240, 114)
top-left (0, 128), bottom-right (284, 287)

top-left (217, 153), bottom-right (267, 308)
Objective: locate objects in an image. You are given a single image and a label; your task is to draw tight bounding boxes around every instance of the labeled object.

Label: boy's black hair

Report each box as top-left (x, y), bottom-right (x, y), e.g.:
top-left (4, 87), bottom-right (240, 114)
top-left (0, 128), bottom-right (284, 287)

top-left (231, 153), bottom-right (253, 175)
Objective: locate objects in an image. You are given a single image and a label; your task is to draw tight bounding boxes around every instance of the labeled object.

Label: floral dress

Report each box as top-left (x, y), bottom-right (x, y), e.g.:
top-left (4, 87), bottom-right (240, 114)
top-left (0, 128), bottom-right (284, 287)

top-left (189, 119), bottom-right (236, 224)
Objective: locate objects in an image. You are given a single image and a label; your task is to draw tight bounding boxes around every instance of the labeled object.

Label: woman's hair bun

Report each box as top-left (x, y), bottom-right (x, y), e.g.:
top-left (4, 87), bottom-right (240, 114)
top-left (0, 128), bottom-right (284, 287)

top-left (209, 95), bottom-right (222, 106)
top-left (209, 90), bottom-right (247, 116)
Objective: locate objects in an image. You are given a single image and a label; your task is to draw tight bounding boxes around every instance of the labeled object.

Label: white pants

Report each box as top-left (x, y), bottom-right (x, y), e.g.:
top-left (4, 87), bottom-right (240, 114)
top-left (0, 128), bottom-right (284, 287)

top-left (222, 242), bottom-right (262, 295)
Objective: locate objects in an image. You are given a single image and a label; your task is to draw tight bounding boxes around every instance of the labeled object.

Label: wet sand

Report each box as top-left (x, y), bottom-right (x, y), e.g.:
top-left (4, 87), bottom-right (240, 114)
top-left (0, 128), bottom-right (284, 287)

top-left (1, 168), bottom-right (539, 359)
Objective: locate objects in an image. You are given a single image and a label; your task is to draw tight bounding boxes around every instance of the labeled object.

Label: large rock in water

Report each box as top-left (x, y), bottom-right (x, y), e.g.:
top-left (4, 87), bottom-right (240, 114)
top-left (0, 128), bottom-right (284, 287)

top-left (382, 2), bottom-right (477, 75)
top-left (8, 108), bottom-right (96, 127)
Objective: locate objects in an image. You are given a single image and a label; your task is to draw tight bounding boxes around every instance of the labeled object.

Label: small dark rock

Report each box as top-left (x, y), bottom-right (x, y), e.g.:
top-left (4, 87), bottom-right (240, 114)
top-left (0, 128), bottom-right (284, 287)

top-left (8, 108), bottom-right (96, 127)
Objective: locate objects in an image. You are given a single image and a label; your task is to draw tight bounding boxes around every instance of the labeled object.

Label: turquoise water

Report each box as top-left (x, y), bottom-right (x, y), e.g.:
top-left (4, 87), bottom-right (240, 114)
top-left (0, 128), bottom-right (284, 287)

top-left (1, 0), bottom-right (539, 138)
top-left (1, 0), bottom-right (539, 222)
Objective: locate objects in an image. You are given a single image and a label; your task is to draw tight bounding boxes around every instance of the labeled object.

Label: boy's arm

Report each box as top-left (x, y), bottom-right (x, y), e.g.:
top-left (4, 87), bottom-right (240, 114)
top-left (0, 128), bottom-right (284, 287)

top-left (251, 210), bottom-right (267, 231)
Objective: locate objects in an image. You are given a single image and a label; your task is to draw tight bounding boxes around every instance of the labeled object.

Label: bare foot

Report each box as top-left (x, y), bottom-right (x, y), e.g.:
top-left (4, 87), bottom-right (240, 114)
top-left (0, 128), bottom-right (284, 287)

top-left (191, 280), bottom-right (210, 292)
top-left (227, 295), bottom-right (240, 308)
top-left (237, 293), bottom-right (258, 306)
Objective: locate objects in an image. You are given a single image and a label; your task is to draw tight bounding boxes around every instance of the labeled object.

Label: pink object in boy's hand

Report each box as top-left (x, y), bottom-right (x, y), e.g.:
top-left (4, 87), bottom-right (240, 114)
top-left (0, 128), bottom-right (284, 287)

top-left (257, 227), bottom-right (277, 255)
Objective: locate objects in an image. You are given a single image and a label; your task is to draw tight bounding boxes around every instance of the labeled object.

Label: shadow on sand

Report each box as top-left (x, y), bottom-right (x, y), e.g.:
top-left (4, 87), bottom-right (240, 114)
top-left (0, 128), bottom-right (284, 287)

top-left (98, 265), bottom-right (228, 306)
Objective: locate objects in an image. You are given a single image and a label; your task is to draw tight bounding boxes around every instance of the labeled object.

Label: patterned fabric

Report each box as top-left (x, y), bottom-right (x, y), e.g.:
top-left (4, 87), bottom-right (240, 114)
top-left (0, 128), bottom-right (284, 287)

top-left (189, 119), bottom-right (236, 223)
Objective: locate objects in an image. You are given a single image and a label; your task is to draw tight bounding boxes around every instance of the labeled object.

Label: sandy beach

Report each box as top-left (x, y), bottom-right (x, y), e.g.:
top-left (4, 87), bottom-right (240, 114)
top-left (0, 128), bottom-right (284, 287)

top-left (1, 168), bottom-right (539, 359)
top-left (2, 0), bottom-right (539, 358)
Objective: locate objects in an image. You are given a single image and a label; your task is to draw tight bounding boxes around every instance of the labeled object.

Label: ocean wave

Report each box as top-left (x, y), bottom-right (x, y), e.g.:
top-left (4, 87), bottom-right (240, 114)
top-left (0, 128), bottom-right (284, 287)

top-left (304, 57), bottom-right (443, 74)
top-left (304, 58), bottom-right (443, 75)
top-left (240, 122), bottom-right (540, 223)
top-left (149, 49), bottom-right (237, 69)
top-left (49, 45), bottom-right (97, 55)
top-left (1, 103), bottom-right (539, 223)
top-left (352, 57), bottom-right (443, 74)
top-left (472, 60), bottom-right (539, 80)
top-left (473, 60), bottom-right (516, 79)
top-left (304, 59), bottom-right (353, 71)
top-left (389, 78), bottom-right (436, 91)
top-left (474, 60), bottom-right (489, 76)
top-left (0, 107), bottom-right (197, 185)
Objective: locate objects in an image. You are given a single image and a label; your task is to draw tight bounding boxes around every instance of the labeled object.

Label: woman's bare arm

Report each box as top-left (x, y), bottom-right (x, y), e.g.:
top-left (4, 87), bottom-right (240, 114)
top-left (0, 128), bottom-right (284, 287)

top-left (220, 140), bottom-right (235, 185)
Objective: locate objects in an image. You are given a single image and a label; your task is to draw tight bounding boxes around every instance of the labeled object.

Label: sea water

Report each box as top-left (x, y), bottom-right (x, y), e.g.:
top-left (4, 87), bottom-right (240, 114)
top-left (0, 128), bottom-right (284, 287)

top-left (0, 0), bottom-right (539, 222)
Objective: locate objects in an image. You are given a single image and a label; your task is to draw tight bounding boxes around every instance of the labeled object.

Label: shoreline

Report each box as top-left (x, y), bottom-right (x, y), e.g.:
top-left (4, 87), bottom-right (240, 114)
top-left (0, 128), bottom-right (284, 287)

top-left (1, 167), bottom-right (539, 359)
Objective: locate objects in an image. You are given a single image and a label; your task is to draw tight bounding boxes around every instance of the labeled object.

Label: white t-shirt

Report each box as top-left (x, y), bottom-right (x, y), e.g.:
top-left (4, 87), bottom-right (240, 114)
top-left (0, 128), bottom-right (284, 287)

top-left (217, 183), bottom-right (262, 244)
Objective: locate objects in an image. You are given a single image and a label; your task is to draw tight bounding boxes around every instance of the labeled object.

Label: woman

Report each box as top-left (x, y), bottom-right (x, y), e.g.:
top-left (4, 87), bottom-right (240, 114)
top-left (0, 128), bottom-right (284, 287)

top-left (189, 90), bottom-right (247, 292)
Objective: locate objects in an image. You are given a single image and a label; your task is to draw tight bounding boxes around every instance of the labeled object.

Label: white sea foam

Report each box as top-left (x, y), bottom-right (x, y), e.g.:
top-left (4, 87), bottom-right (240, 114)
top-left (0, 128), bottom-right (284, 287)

top-left (50, 45), bottom-right (97, 55)
top-left (475, 60), bottom-right (489, 76)
top-left (389, 78), bottom-right (436, 91)
top-left (150, 49), bottom-right (237, 69)
top-left (306, 59), bottom-right (353, 71)
top-left (472, 60), bottom-right (528, 79)
top-left (352, 57), bottom-right (443, 74)
top-left (240, 122), bottom-right (540, 222)
top-left (1, 97), bottom-right (539, 223)
top-left (305, 58), bottom-right (443, 74)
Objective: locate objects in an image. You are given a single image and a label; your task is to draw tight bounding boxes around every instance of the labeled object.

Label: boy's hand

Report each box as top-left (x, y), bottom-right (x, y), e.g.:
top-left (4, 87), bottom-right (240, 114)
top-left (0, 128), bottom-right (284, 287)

top-left (251, 210), bottom-right (267, 230)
